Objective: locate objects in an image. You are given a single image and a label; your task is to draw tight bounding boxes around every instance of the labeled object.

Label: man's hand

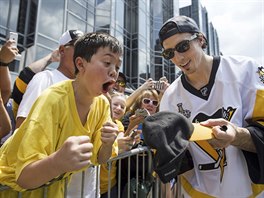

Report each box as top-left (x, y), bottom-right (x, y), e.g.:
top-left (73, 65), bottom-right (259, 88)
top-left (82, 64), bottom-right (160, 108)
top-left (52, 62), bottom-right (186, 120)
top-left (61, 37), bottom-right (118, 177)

top-left (201, 118), bottom-right (256, 152)
top-left (50, 48), bottom-right (60, 62)
top-left (141, 78), bottom-right (155, 90)
top-left (0, 40), bottom-right (19, 64)
top-left (201, 118), bottom-right (237, 149)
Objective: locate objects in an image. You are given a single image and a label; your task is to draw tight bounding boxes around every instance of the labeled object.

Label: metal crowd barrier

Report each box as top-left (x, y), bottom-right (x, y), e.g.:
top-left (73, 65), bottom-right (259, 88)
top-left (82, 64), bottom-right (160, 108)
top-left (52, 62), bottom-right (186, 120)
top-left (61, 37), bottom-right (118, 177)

top-left (106, 145), bottom-right (153, 198)
top-left (0, 146), bottom-right (177, 198)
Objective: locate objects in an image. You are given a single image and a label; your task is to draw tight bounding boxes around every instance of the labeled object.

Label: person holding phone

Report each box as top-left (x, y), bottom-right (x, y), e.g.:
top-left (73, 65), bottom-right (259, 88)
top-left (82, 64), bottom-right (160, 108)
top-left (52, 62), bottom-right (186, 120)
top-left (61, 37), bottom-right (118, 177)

top-left (119, 89), bottom-right (160, 194)
top-left (122, 89), bottom-right (159, 136)
top-left (100, 92), bottom-right (137, 198)
top-left (0, 39), bottom-right (18, 140)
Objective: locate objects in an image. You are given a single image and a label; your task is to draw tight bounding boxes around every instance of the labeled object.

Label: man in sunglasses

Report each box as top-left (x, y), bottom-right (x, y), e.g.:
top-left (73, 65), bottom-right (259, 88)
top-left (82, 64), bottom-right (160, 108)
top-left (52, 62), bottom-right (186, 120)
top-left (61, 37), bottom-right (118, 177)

top-left (113, 72), bottom-right (127, 94)
top-left (157, 15), bottom-right (264, 197)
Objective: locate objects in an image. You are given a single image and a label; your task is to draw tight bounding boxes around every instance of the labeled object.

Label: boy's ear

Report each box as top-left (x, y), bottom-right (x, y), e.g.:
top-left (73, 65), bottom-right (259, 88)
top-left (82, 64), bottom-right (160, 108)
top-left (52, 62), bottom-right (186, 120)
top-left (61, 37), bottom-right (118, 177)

top-left (75, 57), bottom-right (85, 71)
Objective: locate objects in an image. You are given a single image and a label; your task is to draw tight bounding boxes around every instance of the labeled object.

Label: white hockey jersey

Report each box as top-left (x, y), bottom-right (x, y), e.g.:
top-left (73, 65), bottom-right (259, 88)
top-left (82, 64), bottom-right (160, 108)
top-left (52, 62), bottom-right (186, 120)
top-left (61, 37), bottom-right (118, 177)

top-left (160, 56), bottom-right (264, 197)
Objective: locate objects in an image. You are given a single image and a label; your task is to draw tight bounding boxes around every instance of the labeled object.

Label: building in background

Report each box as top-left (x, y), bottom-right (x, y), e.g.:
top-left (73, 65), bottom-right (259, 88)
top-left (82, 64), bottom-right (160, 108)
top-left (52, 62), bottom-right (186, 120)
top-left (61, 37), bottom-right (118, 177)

top-left (0, 0), bottom-right (219, 90)
top-left (180, 0), bottom-right (220, 56)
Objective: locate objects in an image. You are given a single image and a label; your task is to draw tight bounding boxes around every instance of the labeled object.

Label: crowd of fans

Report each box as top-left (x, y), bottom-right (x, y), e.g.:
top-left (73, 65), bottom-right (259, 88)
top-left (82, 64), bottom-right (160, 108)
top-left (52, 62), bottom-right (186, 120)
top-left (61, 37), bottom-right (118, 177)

top-left (1, 14), bottom-right (263, 198)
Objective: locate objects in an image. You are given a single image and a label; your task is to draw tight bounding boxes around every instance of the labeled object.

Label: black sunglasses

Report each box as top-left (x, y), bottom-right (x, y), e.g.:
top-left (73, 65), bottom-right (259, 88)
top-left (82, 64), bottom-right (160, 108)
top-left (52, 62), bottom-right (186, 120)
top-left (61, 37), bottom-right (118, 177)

top-left (161, 34), bottom-right (198, 60)
top-left (142, 98), bottom-right (159, 107)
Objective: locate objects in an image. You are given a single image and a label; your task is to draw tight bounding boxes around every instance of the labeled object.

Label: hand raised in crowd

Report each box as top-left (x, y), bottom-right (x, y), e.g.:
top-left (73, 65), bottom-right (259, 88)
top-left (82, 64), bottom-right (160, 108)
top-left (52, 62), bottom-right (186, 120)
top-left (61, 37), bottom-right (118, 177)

top-left (101, 121), bottom-right (119, 146)
top-left (125, 114), bottom-right (144, 136)
top-left (141, 78), bottom-right (155, 90)
top-left (0, 39), bottom-right (19, 64)
top-left (52, 136), bottom-right (93, 173)
top-left (158, 76), bottom-right (170, 94)
top-left (50, 48), bottom-right (60, 62)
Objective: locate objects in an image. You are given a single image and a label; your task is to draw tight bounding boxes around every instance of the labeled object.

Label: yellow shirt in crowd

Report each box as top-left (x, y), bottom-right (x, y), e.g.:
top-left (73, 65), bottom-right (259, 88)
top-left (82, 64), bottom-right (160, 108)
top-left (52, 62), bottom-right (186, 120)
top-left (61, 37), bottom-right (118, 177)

top-left (0, 80), bottom-right (112, 198)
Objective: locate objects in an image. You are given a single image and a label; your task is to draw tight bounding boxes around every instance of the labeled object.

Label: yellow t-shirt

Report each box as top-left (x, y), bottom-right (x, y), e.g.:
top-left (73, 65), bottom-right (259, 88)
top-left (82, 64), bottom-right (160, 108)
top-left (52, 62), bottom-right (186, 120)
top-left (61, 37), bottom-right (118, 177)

top-left (100, 119), bottom-right (124, 194)
top-left (0, 80), bottom-right (112, 198)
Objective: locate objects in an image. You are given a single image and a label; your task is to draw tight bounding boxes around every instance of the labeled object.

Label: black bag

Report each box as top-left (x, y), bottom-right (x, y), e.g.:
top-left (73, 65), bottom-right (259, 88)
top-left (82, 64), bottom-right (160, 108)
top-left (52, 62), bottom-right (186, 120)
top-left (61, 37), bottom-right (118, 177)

top-left (119, 143), bottom-right (154, 198)
top-left (122, 174), bottom-right (154, 198)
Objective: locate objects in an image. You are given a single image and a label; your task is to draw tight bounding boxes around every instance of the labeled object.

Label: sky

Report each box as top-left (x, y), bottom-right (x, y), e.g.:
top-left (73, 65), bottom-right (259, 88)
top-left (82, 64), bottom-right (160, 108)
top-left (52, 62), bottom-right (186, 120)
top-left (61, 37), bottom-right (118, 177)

top-left (179, 0), bottom-right (264, 64)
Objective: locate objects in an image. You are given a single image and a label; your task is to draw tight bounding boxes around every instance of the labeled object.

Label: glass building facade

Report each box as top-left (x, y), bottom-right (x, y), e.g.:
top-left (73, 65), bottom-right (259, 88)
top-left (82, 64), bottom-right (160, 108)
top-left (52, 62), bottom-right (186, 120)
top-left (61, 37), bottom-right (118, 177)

top-left (180, 0), bottom-right (220, 56)
top-left (0, 0), bottom-right (218, 89)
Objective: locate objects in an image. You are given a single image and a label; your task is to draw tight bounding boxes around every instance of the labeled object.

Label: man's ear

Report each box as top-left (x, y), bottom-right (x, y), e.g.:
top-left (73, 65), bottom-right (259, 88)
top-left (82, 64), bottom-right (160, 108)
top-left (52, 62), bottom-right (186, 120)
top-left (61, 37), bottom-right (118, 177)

top-left (197, 33), bottom-right (207, 49)
top-left (59, 45), bottom-right (65, 56)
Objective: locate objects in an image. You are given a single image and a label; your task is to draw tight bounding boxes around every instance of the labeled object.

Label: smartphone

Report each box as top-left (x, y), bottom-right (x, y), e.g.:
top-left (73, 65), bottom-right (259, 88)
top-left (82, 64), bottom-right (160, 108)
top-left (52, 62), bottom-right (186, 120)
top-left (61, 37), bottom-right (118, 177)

top-left (9, 32), bottom-right (21, 60)
top-left (129, 129), bottom-right (137, 139)
top-left (9, 32), bottom-right (18, 48)
top-left (137, 123), bottom-right (144, 140)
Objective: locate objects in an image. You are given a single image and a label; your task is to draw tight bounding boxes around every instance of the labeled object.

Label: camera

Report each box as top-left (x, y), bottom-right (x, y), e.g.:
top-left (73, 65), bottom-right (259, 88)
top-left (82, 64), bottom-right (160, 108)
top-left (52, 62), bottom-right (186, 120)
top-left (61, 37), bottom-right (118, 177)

top-left (153, 81), bottom-right (164, 91)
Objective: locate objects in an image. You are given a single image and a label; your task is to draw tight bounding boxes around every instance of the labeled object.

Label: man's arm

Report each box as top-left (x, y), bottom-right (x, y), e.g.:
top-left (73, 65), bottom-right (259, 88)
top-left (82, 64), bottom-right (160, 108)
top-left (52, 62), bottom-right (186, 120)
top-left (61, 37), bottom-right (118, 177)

top-left (0, 92), bottom-right (11, 138)
top-left (27, 49), bottom-right (60, 73)
top-left (0, 40), bottom-right (17, 104)
top-left (231, 126), bottom-right (256, 152)
top-left (0, 67), bottom-right (11, 104)
top-left (242, 121), bottom-right (264, 184)
top-left (12, 49), bottom-right (60, 119)
top-left (126, 79), bottom-right (154, 110)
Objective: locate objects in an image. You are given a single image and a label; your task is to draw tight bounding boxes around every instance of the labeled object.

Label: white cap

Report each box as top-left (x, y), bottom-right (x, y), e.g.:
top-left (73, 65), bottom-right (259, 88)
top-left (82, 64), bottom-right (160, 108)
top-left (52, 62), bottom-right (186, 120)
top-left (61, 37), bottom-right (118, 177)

top-left (59, 30), bottom-right (84, 46)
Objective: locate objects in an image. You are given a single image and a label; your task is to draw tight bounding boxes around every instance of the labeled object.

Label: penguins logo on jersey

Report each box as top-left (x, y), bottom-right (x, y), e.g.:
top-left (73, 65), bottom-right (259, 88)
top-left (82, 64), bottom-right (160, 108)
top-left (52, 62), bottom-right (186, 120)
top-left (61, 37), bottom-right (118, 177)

top-left (192, 106), bottom-right (237, 182)
top-left (257, 66), bottom-right (264, 84)
top-left (200, 87), bottom-right (208, 96)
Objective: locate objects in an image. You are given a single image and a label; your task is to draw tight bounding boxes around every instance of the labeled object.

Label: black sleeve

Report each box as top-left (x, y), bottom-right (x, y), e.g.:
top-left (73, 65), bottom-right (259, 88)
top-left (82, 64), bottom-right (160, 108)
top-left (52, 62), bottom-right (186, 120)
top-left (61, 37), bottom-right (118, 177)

top-left (121, 112), bottom-right (131, 131)
top-left (242, 121), bottom-right (264, 184)
top-left (11, 67), bottom-right (35, 104)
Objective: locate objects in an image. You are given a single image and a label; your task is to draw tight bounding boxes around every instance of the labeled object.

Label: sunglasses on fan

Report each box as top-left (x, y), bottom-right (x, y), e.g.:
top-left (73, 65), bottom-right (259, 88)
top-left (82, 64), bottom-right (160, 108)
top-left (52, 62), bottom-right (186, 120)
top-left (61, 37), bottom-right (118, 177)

top-left (115, 80), bottom-right (126, 88)
top-left (142, 98), bottom-right (159, 107)
top-left (161, 34), bottom-right (198, 60)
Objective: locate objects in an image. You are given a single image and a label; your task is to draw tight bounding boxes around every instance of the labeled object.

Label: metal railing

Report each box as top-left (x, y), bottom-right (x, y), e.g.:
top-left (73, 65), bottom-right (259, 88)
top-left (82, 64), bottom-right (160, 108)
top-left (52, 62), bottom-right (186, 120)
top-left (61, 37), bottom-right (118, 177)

top-left (0, 146), bottom-right (176, 197)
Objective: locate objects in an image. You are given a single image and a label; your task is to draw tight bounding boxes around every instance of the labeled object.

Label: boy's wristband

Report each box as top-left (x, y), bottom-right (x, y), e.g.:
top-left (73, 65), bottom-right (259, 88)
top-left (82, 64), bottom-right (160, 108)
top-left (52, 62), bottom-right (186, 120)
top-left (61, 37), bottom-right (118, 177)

top-left (0, 61), bottom-right (9, 66)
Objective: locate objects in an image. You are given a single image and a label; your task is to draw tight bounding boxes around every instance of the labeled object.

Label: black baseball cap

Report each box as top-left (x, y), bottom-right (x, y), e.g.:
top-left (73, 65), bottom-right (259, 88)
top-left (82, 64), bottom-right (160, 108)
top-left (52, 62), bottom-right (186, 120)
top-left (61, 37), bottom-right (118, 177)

top-left (118, 72), bottom-right (127, 83)
top-left (159, 15), bottom-right (200, 46)
top-left (142, 111), bottom-right (213, 183)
